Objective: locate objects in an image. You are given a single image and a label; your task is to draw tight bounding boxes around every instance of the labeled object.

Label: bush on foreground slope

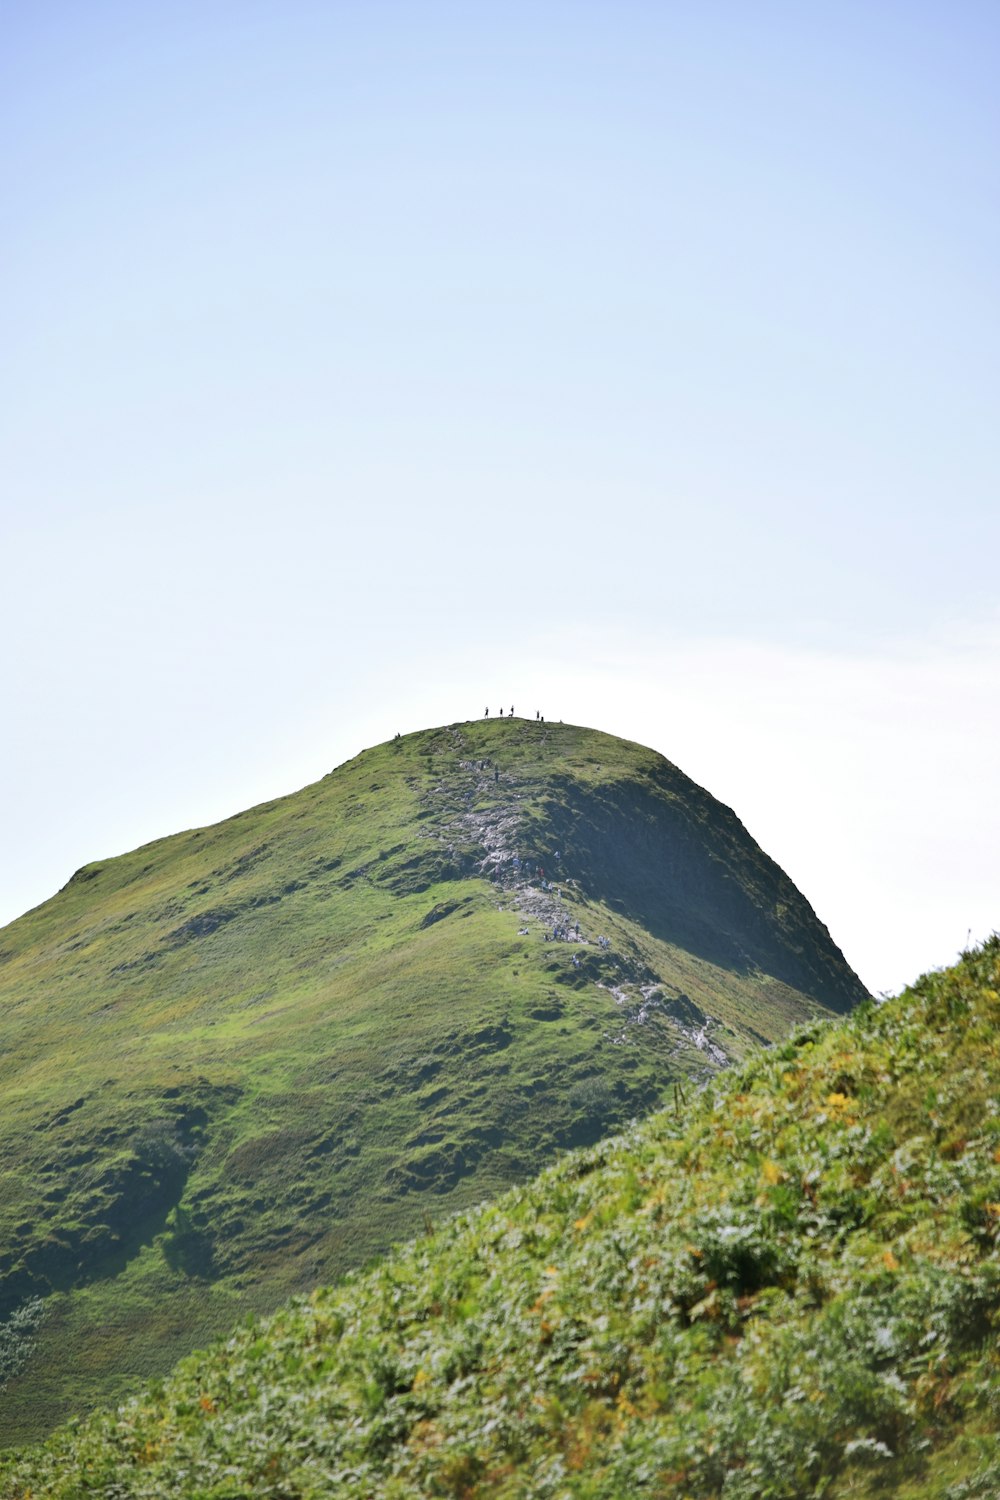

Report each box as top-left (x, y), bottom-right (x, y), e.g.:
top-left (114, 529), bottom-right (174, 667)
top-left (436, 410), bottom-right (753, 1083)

top-left (4, 939), bottom-right (1000, 1499)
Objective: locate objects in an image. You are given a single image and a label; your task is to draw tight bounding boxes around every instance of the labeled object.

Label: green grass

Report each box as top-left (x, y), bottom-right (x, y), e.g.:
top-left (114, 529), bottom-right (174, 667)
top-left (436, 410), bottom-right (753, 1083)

top-left (3, 937), bottom-right (997, 1498)
top-left (0, 719), bottom-right (863, 1444)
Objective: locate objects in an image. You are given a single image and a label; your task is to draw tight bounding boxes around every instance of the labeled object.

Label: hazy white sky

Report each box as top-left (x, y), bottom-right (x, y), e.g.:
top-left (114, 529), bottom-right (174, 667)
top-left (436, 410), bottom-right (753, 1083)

top-left (2, 3), bottom-right (998, 995)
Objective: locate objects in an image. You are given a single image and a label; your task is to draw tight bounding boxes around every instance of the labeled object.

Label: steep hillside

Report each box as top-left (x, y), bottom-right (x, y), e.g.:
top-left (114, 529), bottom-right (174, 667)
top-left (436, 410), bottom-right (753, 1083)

top-left (4, 938), bottom-right (996, 1500)
top-left (0, 719), bottom-right (863, 1442)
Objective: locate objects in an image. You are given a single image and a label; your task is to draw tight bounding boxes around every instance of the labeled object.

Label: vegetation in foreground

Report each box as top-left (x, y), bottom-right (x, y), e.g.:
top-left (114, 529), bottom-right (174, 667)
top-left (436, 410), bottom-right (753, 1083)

top-left (0, 719), bottom-right (862, 1442)
top-left (4, 938), bottom-right (998, 1499)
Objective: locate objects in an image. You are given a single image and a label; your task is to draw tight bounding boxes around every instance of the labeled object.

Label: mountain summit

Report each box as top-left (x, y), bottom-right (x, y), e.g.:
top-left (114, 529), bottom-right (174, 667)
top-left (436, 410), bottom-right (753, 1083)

top-left (0, 719), bottom-right (864, 1440)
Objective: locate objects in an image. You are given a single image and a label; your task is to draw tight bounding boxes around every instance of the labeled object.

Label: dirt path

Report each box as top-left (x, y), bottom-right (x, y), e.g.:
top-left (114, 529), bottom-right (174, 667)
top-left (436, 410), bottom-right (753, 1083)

top-left (417, 756), bottom-right (730, 1068)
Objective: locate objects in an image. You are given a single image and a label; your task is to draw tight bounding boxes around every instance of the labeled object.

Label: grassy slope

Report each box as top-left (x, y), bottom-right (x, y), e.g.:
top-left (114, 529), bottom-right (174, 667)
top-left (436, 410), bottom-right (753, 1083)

top-left (0, 719), bottom-right (863, 1443)
top-left (4, 938), bottom-right (998, 1500)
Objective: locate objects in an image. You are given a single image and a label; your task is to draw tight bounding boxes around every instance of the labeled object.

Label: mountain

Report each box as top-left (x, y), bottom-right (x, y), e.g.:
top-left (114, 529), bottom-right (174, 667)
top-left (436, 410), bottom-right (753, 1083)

top-left (3, 938), bottom-right (996, 1499)
top-left (0, 719), bottom-right (864, 1443)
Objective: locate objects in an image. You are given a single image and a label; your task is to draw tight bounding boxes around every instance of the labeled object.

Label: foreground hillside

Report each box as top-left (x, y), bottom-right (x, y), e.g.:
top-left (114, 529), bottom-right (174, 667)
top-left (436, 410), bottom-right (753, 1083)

top-left (3, 938), bottom-right (997, 1498)
top-left (0, 719), bottom-right (863, 1440)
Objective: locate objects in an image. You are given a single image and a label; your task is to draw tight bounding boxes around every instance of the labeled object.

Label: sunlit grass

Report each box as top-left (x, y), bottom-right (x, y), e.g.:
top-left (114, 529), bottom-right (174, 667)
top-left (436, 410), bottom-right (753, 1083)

top-left (3, 939), bottom-right (997, 1498)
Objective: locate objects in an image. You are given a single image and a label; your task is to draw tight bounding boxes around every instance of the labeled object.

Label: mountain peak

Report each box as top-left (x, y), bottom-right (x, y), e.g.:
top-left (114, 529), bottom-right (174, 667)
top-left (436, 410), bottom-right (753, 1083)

top-left (0, 719), bottom-right (864, 1441)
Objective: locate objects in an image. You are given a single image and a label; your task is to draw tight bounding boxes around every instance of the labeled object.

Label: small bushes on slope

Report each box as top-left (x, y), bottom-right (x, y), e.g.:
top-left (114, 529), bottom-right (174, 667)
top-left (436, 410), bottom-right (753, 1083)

top-left (0, 1301), bottom-right (45, 1395)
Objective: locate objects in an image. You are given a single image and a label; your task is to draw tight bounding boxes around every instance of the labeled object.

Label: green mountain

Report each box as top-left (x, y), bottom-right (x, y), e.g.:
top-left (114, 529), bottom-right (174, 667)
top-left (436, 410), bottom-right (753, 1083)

top-left (4, 939), bottom-right (997, 1499)
top-left (0, 719), bottom-right (864, 1443)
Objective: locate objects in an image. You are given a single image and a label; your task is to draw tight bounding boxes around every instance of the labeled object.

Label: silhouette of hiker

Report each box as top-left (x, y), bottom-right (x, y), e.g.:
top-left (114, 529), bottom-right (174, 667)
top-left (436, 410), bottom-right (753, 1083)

top-left (536, 711), bottom-right (539, 720)
top-left (510, 705), bottom-right (514, 717)
top-left (485, 707), bottom-right (489, 717)
top-left (499, 707), bottom-right (504, 717)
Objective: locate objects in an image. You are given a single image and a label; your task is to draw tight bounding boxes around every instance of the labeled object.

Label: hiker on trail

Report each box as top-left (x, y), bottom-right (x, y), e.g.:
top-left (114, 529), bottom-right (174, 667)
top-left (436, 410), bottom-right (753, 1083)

top-left (510, 705), bottom-right (514, 717)
top-left (485, 707), bottom-right (489, 717)
top-left (499, 707), bottom-right (504, 717)
top-left (536, 711), bottom-right (539, 720)
top-left (494, 767), bottom-right (499, 783)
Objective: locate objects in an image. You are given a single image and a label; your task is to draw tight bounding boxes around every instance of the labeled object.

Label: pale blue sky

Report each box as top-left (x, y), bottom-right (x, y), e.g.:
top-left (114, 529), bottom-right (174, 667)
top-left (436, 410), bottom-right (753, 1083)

top-left (2, 3), bottom-right (998, 993)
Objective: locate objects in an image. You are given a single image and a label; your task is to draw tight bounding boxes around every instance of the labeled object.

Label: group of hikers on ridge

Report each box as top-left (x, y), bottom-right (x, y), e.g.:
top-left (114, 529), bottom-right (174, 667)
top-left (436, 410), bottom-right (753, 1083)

top-left (484, 707), bottom-right (545, 721)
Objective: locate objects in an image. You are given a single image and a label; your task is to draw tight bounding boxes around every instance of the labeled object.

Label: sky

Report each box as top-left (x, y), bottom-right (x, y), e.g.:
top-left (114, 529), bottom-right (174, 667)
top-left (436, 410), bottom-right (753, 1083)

top-left (2, 2), bottom-right (998, 996)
